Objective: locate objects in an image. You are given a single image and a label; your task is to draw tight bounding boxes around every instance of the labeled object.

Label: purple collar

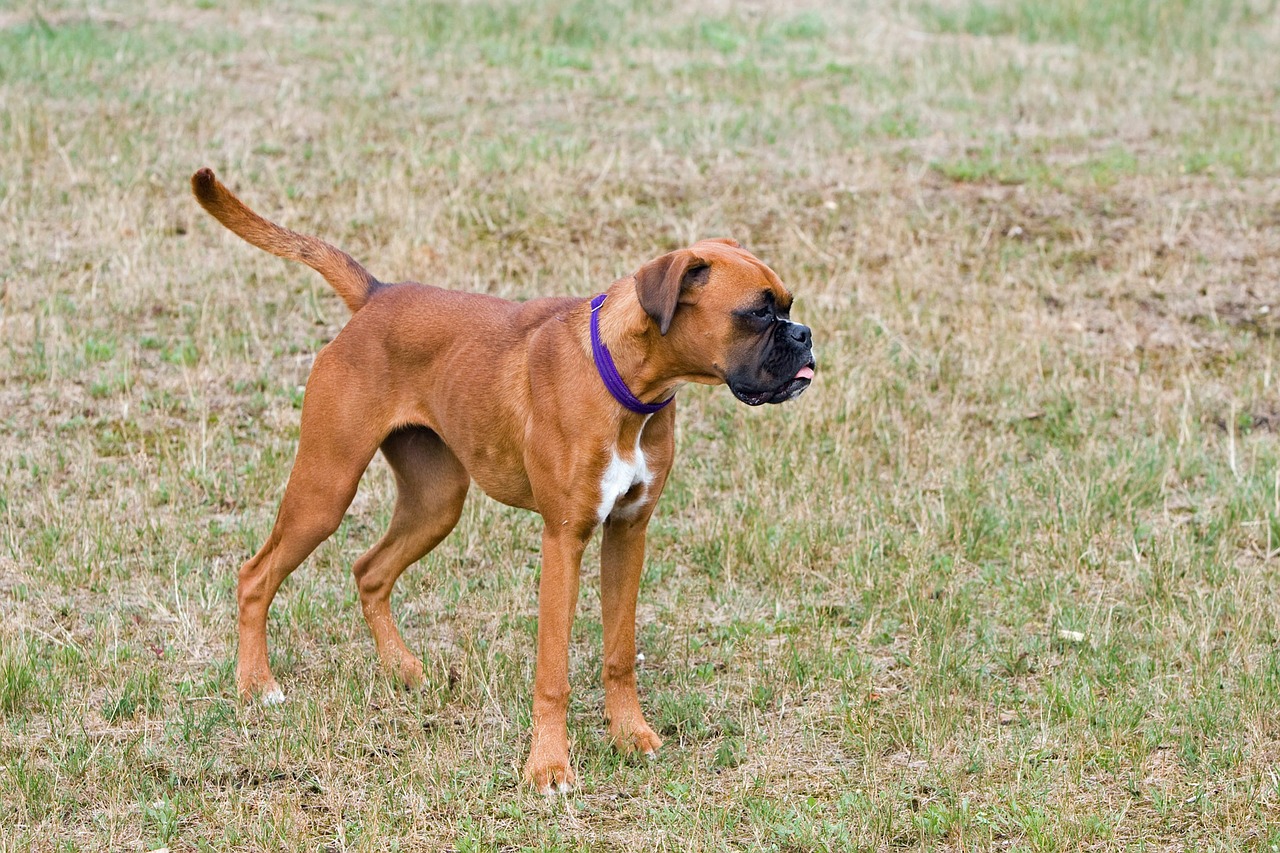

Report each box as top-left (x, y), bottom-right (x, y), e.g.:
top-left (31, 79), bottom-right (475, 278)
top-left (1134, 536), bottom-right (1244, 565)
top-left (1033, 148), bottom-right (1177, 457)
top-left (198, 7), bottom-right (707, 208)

top-left (590, 294), bottom-right (673, 415)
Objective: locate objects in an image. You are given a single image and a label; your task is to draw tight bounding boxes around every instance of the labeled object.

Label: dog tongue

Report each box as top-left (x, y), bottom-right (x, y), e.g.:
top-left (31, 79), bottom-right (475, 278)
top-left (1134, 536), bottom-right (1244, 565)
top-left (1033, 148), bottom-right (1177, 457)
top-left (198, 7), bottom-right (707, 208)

top-left (795, 365), bottom-right (815, 380)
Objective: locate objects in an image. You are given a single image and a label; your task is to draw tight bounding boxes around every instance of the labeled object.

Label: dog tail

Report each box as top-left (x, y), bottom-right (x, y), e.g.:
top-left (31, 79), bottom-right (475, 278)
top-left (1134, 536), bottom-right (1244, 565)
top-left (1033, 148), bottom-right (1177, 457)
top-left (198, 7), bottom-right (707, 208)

top-left (191, 168), bottom-right (379, 313)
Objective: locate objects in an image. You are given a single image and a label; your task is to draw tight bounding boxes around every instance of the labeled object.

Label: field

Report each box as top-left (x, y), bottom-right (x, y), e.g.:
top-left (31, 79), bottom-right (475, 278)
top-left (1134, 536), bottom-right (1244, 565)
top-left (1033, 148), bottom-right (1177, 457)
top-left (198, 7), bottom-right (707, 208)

top-left (4, 0), bottom-right (1280, 849)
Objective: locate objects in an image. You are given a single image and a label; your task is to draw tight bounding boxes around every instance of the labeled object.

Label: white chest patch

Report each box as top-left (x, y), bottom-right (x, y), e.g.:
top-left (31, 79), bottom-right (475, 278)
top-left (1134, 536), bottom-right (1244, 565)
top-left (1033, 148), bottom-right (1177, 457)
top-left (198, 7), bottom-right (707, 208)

top-left (597, 436), bottom-right (653, 524)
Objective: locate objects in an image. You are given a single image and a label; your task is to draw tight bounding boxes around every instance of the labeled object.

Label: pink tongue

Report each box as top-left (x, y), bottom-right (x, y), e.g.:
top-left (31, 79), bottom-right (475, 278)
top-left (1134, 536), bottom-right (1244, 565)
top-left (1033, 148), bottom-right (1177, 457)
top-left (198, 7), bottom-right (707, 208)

top-left (795, 365), bottom-right (815, 380)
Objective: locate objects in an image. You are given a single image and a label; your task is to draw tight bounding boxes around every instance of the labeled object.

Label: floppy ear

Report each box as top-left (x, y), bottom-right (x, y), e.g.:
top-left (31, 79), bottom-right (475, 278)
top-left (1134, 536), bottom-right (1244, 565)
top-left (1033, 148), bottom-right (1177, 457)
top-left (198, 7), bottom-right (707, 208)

top-left (634, 250), bottom-right (710, 335)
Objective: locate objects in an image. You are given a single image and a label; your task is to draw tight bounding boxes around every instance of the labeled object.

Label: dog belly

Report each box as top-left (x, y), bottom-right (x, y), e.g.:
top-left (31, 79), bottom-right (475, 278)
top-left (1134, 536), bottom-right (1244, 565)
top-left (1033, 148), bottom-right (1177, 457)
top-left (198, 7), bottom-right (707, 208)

top-left (450, 446), bottom-right (535, 511)
top-left (473, 472), bottom-right (536, 511)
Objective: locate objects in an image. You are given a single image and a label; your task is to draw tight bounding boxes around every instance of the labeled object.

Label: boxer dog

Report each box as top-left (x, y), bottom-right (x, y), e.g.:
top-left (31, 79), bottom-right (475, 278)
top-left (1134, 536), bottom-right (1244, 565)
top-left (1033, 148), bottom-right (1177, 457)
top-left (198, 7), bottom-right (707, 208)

top-left (190, 168), bottom-right (815, 792)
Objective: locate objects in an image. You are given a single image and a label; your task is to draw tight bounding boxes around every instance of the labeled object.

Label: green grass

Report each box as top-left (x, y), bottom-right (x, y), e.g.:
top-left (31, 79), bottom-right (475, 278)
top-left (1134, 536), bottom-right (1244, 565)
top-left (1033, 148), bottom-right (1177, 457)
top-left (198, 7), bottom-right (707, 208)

top-left (916, 0), bottom-right (1277, 54)
top-left (3, 0), bottom-right (1280, 849)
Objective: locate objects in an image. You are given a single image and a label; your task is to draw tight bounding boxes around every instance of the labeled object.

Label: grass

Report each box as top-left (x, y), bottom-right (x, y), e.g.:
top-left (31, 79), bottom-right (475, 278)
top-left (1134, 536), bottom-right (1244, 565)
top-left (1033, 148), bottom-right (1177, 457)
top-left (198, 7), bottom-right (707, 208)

top-left (915, 0), bottom-right (1277, 54)
top-left (3, 0), bottom-right (1280, 848)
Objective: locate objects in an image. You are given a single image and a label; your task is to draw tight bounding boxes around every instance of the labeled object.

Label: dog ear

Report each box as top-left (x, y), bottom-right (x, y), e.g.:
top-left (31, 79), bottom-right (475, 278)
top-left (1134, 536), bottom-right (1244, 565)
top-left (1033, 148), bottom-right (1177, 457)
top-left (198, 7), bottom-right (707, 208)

top-left (635, 250), bottom-right (710, 336)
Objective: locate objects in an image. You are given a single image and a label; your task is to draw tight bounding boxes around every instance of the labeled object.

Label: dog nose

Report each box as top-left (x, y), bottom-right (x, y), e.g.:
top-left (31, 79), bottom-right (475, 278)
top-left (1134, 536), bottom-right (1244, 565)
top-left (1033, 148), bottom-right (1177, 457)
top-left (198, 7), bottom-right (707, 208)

top-left (786, 322), bottom-right (812, 348)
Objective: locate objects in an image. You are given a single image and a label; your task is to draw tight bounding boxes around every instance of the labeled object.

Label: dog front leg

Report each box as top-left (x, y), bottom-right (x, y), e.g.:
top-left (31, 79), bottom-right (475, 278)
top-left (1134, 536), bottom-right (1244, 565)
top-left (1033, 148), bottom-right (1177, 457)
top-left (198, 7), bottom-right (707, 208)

top-left (600, 514), bottom-right (663, 757)
top-left (522, 524), bottom-right (589, 794)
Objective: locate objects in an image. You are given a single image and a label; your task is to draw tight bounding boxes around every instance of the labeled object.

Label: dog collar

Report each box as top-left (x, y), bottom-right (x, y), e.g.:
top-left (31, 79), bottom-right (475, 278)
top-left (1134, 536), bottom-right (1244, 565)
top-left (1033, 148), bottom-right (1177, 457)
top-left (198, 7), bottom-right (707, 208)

top-left (589, 294), bottom-right (674, 415)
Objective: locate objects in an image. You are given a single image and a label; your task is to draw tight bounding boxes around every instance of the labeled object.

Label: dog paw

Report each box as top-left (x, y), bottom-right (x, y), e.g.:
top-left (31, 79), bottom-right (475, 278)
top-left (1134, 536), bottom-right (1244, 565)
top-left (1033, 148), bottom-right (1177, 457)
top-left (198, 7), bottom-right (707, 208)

top-left (543, 778), bottom-right (574, 796)
top-left (609, 718), bottom-right (663, 757)
top-left (384, 652), bottom-right (425, 691)
top-left (523, 748), bottom-right (576, 794)
top-left (238, 669), bottom-right (285, 706)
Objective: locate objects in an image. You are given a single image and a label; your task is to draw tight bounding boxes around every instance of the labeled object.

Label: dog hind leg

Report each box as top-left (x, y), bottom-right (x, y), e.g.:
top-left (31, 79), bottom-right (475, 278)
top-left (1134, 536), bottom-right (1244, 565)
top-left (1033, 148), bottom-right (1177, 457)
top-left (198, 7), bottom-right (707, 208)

top-left (236, 372), bottom-right (384, 703)
top-left (353, 427), bottom-right (469, 688)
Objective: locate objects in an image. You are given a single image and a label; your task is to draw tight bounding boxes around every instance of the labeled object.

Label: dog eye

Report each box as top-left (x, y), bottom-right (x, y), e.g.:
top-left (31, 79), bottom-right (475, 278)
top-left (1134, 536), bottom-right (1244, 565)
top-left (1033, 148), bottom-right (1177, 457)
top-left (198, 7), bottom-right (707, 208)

top-left (751, 307), bottom-right (772, 319)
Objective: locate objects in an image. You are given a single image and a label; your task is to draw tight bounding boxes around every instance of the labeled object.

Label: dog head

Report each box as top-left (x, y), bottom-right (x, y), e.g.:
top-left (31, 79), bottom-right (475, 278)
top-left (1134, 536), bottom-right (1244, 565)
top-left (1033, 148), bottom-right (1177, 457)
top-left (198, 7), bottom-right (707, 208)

top-left (634, 239), bottom-right (815, 405)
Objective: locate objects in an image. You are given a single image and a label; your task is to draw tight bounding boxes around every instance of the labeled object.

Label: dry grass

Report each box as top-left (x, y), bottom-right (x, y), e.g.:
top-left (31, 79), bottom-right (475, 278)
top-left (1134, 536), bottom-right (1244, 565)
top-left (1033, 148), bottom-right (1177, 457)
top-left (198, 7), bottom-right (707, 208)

top-left (3, 0), bottom-right (1280, 849)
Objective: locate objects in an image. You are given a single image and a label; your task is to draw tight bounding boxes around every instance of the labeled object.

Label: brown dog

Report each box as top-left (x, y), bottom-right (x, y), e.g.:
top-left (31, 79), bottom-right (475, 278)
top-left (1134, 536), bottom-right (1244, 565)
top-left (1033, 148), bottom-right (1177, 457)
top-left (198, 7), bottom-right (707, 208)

top-left (191, 168), bottom-right (815, 792)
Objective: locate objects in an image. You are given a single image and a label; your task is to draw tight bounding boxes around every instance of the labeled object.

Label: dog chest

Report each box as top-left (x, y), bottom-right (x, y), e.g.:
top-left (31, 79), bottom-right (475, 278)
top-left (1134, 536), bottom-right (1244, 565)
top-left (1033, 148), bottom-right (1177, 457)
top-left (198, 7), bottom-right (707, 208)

top-left (596, 443), bottom-right (652, 524)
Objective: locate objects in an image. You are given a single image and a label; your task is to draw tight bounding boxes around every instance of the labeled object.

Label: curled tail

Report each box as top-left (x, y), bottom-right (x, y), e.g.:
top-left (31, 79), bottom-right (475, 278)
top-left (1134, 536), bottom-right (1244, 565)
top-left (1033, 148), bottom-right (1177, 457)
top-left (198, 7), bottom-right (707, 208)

top-left (191, 168), bottom-right (379, 313)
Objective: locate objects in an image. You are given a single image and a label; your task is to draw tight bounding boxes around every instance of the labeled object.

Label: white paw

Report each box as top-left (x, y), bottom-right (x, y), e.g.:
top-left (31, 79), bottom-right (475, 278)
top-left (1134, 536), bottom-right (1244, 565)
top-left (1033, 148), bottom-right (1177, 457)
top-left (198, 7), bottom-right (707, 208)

top-left (261, 687), bottom-right (286, 706)
top-left (537, 780), bottom-right (574, 796)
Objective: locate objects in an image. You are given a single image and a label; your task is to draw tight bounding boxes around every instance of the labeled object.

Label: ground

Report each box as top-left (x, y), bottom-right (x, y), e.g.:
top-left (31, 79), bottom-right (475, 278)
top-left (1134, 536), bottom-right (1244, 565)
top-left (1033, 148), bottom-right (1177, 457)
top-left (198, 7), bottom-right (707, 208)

top-left (2, 0), bottom-right (1280, 849)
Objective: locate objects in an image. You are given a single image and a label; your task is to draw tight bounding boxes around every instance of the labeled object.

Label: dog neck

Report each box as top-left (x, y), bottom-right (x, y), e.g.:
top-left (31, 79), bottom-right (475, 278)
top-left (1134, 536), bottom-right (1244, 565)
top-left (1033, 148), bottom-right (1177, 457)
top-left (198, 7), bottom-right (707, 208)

top-left (590, 293), bottom-right (674, 415)
top-left (586, 287), bottom-right (686, 412)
